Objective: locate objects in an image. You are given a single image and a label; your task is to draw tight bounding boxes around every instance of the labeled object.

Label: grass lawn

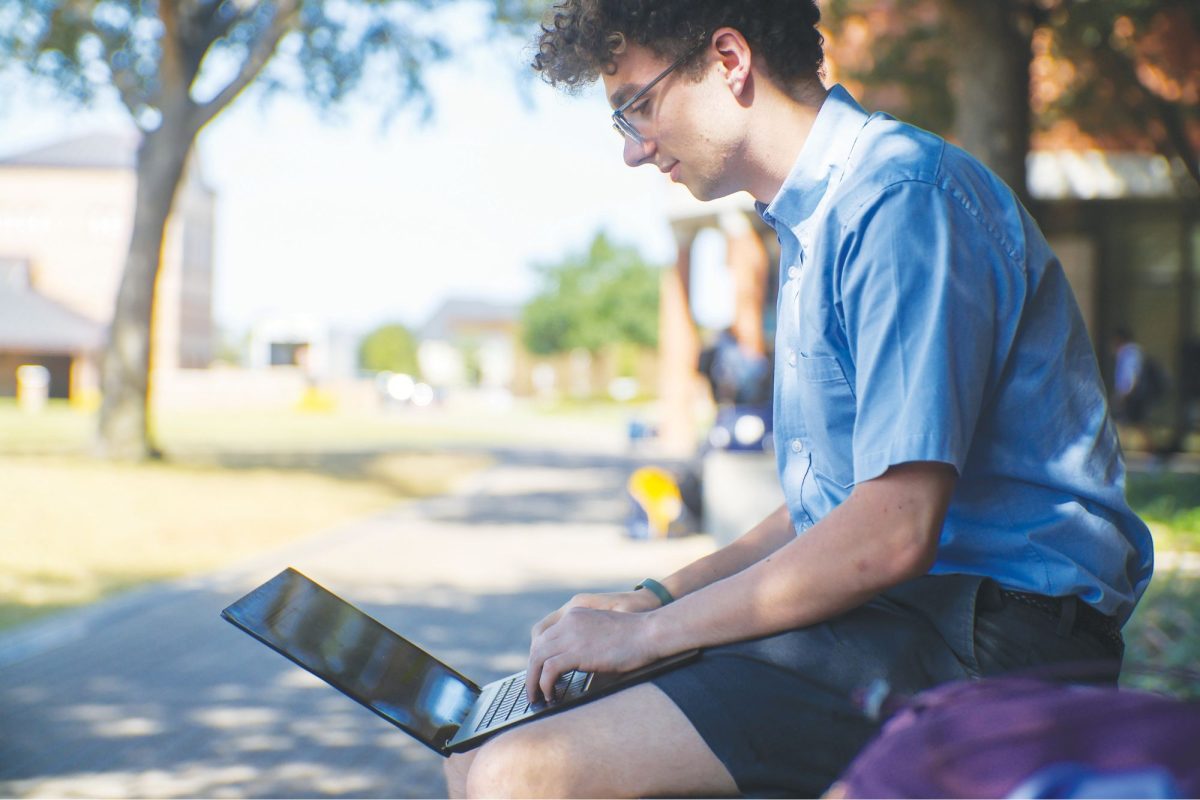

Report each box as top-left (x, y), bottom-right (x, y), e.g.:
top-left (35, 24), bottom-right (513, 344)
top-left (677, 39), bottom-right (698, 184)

top-left (1126, 470), bottom-right (1200, 551)
top-left (0, 398), bottom-right (643, 455)
top-left (1122, 569), bottom-right (1200, 697)
top-left (0, 451), bottom-right (490, 631)
top-left (0, 394), bottom-right (652, 632)
top-left (0, 400), bottom-right (506, 631)
top-left (155, 401), bottom-right (645, 454)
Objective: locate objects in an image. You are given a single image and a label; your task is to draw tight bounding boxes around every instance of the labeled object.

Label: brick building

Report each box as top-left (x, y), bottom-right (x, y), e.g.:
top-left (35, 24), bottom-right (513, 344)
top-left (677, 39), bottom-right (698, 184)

top-left (0, 131), bottom-right (215, 402)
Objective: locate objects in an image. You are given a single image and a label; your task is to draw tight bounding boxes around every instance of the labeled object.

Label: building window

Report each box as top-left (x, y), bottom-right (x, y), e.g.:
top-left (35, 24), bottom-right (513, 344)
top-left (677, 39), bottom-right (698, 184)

top-left (269, 342), bottom-right (309, 367)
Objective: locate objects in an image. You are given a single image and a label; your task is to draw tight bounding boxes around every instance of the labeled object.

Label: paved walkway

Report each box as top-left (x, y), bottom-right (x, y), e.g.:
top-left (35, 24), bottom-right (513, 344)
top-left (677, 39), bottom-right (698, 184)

top-left (0, 448), bottom-right (716, 798)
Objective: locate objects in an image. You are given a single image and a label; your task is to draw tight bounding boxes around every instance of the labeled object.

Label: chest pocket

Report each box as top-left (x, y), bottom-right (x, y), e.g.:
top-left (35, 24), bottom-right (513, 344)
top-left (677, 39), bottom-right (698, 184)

top-left (797, 353), bottom-right (857, 489)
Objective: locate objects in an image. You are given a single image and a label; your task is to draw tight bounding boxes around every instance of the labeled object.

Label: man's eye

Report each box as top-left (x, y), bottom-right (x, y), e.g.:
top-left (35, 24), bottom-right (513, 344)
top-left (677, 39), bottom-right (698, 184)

top-left (629, 99), bottom-right (651, 118)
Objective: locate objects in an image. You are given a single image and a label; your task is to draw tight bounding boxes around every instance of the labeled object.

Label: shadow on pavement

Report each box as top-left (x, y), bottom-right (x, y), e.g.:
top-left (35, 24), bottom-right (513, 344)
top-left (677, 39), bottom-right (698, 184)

top-left (0, 580), bottom-right (596, 799)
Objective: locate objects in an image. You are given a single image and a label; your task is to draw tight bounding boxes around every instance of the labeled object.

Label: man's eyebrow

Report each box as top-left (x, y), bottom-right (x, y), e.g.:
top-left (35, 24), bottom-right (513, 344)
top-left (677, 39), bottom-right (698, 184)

top-left (609, 83), bottom-right (639, 109)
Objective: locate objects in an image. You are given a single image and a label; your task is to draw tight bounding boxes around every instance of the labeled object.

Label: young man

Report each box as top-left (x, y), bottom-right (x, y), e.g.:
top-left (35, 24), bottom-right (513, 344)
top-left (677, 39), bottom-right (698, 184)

top-left (445, 2), bottom-right (1154, 797)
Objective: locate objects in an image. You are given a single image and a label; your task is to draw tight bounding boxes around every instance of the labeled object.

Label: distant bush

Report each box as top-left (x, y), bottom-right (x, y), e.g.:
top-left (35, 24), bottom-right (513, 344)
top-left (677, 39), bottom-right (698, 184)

top-left (360, 323), bottom-right (420, 376)
top-left (1127, 472), bottom-right (1200, 547)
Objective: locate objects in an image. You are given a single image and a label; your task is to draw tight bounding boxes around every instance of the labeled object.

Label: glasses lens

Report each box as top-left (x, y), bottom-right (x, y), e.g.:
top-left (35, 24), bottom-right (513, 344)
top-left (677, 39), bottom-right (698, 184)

top-left (613, 114), bottom-right (643, 144)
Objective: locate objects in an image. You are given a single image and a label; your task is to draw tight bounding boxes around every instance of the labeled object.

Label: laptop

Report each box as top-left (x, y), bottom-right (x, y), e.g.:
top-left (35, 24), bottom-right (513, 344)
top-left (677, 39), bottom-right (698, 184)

top-left (221, 567), bottom-right (699, 755)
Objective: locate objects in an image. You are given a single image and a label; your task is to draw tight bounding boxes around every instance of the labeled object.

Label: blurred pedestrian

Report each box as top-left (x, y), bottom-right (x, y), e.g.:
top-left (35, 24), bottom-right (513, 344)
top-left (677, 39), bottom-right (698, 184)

top-left (1111, 327), bottom-right (1166, 452)
top-left (697, 327), bottom-right (768, 406)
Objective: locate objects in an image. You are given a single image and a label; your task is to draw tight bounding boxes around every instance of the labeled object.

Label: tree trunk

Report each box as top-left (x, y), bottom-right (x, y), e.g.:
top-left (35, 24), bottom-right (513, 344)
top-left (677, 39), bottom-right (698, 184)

top-left (944, 0), bottom-right (1033, 204)
top-left (95, 122), bottom-right (195, 460)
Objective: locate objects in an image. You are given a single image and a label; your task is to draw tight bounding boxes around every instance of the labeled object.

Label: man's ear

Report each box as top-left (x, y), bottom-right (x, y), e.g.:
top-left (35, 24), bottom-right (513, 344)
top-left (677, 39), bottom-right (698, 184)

top-left (711, 27), bottom-right (752, 98)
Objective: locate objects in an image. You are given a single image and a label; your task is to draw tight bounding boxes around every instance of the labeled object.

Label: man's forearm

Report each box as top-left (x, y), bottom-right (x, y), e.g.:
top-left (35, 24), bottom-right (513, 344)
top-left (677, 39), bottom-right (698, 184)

top-left (654, 503), bottom-right (795, 601)
top-left (646, 463), bottom-right (956, 654)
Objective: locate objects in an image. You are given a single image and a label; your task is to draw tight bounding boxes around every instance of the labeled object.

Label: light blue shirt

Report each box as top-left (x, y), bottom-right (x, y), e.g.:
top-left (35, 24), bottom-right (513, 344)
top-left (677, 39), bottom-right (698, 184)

top-left (759, 85), bottom-right (1153, 624)
top-left (1114, 342), bottom-right (1144, 396)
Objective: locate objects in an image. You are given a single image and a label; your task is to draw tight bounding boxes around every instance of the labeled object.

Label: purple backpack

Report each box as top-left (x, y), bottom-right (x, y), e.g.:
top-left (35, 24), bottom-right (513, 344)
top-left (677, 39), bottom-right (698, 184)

top-left (837, 676), bottom-right (1200, 798)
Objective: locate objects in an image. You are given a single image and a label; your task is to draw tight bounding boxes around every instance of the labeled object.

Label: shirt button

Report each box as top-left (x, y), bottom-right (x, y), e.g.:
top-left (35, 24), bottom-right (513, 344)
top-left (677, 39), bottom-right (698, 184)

top-left (790, 439), bottom-right (805, 454)
top-left (787, 266), bottom-right (799, 280)
top-left (787, 350), bottom-right (798, 367)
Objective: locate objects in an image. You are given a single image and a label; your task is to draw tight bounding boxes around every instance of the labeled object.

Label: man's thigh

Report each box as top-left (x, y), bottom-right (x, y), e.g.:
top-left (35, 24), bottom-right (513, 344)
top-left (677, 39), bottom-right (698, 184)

top-left (647, 574), bottom-right (989, 796)
top-left (459, 682), bottom-right (739, 798)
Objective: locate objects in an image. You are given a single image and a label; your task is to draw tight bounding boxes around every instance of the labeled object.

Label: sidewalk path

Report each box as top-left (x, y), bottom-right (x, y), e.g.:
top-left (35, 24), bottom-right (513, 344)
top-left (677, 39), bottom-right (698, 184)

top-left (0, 448), bottom-right (716, 798)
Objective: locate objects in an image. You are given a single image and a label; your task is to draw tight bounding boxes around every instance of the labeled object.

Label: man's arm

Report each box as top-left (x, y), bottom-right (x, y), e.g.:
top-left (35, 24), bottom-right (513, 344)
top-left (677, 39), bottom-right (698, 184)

top-left (526, 461), bottom-right (955, 701)
top-left (528, 503), bottom-right (797, 641)
top-left (645, 461), bottom-right (954, 652)
top-left (649, 502), bottom-right (796, 601)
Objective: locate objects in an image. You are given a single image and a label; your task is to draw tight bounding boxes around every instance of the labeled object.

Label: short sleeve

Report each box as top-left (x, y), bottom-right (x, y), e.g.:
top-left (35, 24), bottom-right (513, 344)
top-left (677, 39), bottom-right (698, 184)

top-left (838, 180), bottom-right (1005, 482)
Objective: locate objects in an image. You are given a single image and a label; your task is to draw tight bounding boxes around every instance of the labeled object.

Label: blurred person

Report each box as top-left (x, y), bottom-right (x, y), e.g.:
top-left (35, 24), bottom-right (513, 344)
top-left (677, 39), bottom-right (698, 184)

top-left (1110, 327), bottom-right (1166, 453)
top-left (444, 2), bottom-right (1154, 796)
top-left (698, 327), bottom-right (770, 407)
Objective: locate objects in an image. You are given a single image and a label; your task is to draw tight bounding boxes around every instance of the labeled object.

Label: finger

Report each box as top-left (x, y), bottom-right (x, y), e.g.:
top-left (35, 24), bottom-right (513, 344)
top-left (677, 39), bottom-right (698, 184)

top-left (526, 642), bottom-right (549, 704)
top-left (531, 608), bottom-right (563, 640)
top-left (568, 592), bottom-right (600, 610)
top-left (539, 654), bottom-right (573, 704)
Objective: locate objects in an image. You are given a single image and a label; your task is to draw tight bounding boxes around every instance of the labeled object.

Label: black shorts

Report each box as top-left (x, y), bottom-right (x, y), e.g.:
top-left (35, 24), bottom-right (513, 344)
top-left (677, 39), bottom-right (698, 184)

top-left (650, 574), bottom-right (1123, 798)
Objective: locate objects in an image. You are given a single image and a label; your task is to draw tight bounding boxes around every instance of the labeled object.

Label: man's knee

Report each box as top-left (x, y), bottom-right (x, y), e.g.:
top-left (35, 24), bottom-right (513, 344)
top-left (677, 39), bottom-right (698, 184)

top-left (460, 683), bottom-right (736, 798)
top-left (443, 751), bottom-right (475, 799)
top-left (464, 726), bottom-right (583, 799)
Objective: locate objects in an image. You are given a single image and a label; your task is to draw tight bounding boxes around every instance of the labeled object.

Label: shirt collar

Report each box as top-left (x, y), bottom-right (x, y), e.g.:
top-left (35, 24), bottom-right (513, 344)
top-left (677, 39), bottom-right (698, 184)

top-left (756, 84), bottom-right (871, 230)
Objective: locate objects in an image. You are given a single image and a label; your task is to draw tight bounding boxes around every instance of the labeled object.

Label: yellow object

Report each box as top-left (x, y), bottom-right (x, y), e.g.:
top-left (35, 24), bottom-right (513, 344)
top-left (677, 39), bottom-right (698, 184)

top-left (628, 466), bottom-right (684, 538)
top-left (70, 388), bottom-right (102, 411)
top-left (296, 387), bottom-right (337, 413)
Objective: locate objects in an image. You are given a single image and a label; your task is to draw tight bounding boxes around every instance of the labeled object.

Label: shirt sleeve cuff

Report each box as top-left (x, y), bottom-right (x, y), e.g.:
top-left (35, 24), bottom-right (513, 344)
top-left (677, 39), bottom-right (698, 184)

top-left (854, 432), bottom-right (964, 483)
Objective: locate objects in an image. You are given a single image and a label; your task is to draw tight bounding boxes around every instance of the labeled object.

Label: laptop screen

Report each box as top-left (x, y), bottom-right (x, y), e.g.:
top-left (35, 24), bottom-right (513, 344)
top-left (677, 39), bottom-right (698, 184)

top-left (222, 568), bottom-right (478, 750)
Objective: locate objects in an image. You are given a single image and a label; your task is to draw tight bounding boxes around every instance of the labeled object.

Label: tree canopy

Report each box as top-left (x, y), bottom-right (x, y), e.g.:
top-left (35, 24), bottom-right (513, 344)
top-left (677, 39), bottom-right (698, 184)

top-left (821, 0), bottom-right (1199, 193)
top-left (521, 232), bottom-right (660, 357)
top-left (0, 0), bottom-right (538, 126)
top-left (359, 322), bottom-right (420, 376)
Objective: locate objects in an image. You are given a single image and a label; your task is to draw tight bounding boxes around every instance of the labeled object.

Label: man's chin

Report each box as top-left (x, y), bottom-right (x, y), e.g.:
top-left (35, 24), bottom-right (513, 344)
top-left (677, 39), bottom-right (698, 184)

top-left (684, 182), bottom-right (736, 203)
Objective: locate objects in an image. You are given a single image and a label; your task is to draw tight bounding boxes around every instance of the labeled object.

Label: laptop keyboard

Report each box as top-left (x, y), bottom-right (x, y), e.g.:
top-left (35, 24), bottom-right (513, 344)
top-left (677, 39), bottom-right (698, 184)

top-left (476, 669), bottom-right (590, 731)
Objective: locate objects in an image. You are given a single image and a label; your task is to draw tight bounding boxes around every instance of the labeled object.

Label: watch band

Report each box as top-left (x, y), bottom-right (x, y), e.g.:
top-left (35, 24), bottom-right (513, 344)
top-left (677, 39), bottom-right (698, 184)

top-left (634, 578), bottom-right (675, 606)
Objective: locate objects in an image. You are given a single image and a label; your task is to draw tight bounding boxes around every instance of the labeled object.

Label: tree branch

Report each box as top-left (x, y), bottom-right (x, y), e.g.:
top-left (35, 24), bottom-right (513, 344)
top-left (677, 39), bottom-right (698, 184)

top-left (1094, 38), bottom-right (1200, 193)
top-left (88, 23), bottom-right (146, 118)
top-left (188, 0), bottom-right (250, 59)
top-left (157, 0), bottom-right (187, 93)
top-left (107, 53), bottom-right (146, 117)
top-left (1148, 93), bottom-right (1200, 192)
top-left (191, 0), bottom-right (300, 130)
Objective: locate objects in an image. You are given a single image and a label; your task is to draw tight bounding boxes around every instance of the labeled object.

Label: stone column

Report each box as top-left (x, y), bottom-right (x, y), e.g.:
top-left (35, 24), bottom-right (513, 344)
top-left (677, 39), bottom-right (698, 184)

top-left (657, 230), bottom-right (702, 455)
top-left (721, 210), bottom-right (769, 359)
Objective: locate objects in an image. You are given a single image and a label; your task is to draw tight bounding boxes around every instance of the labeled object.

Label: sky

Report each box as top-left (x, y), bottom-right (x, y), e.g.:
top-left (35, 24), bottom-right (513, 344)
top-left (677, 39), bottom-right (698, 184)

top-left (0, 6), bottom-right (736, 338)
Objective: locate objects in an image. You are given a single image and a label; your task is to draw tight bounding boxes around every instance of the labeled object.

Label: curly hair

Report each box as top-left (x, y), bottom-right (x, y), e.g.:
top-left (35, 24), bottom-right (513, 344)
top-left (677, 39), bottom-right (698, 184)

top-left (532, 0), bottom-right (824, 95)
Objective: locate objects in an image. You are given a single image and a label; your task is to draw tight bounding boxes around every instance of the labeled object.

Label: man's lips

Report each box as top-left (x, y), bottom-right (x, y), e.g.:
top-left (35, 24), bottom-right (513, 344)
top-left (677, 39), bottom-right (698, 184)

top-left (660, 161), bottom-right (681, 181)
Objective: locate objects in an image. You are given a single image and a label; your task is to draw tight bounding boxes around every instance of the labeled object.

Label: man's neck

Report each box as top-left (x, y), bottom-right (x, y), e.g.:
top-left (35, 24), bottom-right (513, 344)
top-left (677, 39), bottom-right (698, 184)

top-left (740, 83), bottom-right (827, 205)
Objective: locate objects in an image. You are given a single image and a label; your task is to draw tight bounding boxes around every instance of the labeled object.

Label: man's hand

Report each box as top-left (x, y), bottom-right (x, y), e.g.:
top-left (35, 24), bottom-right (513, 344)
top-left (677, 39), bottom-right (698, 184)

top-left (525, 603), bottom-right (662, 704)
top-left (530, 589), bottom-right (662, 643)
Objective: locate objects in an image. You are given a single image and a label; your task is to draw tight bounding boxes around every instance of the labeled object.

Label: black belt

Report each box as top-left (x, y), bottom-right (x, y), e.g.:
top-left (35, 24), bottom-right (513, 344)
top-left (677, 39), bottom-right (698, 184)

top-left (999, 588), bottom-right (1123, 648)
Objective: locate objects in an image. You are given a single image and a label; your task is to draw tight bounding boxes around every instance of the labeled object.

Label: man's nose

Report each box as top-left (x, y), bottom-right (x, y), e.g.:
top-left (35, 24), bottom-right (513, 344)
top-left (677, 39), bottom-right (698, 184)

top-left (622, 134), bottom-right (655, 167)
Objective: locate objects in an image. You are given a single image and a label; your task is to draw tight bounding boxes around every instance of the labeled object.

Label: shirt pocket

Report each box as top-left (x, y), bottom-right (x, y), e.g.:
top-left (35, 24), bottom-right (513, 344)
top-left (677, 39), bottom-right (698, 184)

top-left (797, 353), bottom-right (856, 489)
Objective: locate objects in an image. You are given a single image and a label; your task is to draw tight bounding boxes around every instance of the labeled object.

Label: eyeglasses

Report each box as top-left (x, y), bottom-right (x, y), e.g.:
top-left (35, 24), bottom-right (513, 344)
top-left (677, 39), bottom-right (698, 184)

top-left (611, 42), bottom-right (705, 145)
